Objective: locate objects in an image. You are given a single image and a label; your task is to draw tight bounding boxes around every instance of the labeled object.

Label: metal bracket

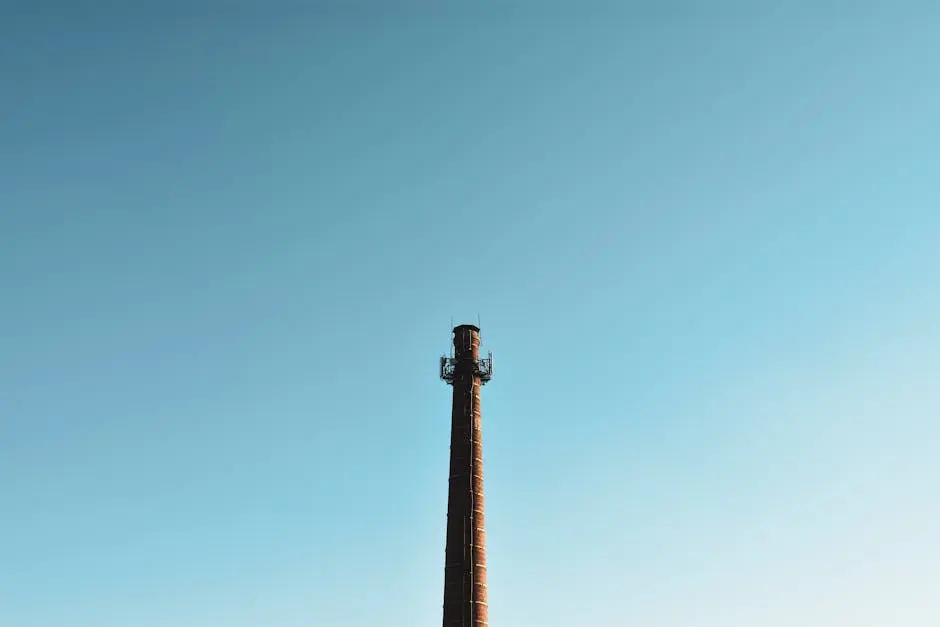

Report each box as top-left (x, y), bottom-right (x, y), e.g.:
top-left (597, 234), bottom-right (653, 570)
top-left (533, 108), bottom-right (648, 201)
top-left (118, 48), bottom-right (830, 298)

top-left (440, 352), bottom-right (494, 385)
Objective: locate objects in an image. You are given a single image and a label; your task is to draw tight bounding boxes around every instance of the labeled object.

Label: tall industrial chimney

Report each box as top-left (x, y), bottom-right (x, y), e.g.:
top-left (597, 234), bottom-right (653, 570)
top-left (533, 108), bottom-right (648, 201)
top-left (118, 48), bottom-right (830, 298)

top-left (439, 325), bottom-right (493, 627)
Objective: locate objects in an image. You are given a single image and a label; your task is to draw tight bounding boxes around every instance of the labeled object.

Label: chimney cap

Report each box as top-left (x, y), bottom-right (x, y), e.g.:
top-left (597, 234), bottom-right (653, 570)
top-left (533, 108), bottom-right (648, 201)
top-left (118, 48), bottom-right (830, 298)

top-left (452, 324), bottom-right (481, 333)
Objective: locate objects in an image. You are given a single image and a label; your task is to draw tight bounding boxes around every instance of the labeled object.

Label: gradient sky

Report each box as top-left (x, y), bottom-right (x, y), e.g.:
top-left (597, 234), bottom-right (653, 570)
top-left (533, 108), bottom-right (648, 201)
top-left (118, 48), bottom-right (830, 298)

top-left (2, 3), bottom-right (939, 626)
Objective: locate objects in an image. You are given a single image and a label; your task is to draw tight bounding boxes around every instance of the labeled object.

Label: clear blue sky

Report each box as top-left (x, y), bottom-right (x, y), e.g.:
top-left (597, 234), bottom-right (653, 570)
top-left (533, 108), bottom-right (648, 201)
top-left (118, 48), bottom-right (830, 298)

top-left (2, 3), bottom-right (939, 626)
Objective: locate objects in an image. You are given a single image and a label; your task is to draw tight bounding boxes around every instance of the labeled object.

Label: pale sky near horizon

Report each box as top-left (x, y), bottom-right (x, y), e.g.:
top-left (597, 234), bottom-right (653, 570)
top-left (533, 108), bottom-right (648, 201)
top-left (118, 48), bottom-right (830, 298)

top-left (2, 2), bottom-right (940, 626)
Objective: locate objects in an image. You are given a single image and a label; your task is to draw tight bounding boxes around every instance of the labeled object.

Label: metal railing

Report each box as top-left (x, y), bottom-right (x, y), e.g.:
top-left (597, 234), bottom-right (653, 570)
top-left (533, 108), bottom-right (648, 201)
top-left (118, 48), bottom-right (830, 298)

top-left (440, 352), bottom-right (494, 385)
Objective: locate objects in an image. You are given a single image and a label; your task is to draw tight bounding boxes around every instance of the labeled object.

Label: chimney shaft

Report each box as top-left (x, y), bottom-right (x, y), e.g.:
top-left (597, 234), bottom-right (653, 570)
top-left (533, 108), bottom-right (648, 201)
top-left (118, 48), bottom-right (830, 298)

top-left (442, 325), bottom-right (489, 627)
